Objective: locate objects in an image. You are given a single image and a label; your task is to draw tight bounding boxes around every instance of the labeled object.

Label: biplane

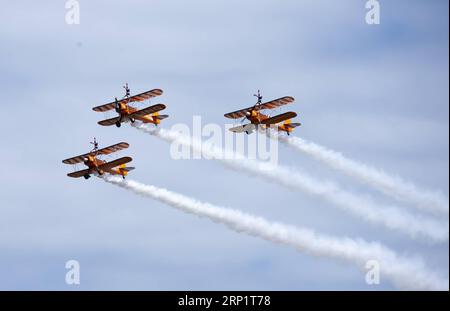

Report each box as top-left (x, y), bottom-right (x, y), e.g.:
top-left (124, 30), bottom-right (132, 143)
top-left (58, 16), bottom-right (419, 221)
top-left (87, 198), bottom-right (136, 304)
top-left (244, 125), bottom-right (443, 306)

top-left (62, 138), bottom-right (134, 179)
top-left (224, 90), bottom-right (301, 135)
top-left (93, 83), bottom-right (169, 128)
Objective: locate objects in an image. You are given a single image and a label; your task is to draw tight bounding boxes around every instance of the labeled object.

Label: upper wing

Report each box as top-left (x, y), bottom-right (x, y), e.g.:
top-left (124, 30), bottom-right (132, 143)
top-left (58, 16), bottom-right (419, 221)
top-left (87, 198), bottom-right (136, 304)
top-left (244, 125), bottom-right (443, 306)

top-left (129, 104), bottom-right (166, 118)
top-left (93, 102), bottom-right (120, 113)
top-left (67, 168), bottom-right (90, 178)
top-left (96, 142), bottom-right (129, 155)
top-left (224, 107), bottom-right (254, 119)
top-left (92, 89), bottom-right (164, 112)
top-left (98, 116), bottom-right (120, 126)
top-left (259, 96), bottom-right (295, 110)
top-left (62, 142), bottom-right (129, 164)
top-left (63, 153), bottom-right (91, 165)
top-left (127, 89), bottom-right (164, 102)
top-left (261, 112), bottom-right (297, 125)
top-left (224, 96), bottom-right (295, 119)
top-left (98, 157), bottom-right (133, 171)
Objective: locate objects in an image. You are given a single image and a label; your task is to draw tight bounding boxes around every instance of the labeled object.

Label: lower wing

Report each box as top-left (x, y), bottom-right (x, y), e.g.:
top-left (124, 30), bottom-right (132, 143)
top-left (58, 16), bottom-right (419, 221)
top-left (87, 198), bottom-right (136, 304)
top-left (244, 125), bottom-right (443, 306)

top-left (229, 123), bottom-right (256, 134)
top-left (129, 104), bottom-right (166, 119)
top-left (67, 169), bottom-right (90, 178)
top-left (98, 157), bottom-right (133, 172)
top-left (260, 112), bottom-right (297, 125)
top-left (98, 116), bottom-right (121, 126)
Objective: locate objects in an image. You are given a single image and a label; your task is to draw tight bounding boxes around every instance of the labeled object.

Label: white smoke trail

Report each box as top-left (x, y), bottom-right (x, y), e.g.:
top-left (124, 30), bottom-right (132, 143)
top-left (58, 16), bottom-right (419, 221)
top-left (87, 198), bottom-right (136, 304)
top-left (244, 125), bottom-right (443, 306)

top-left (103, 175), bottom-right (448, 291)
top-left (133, 124), bottom-right (449, 243)
top-left (271, 132), bottom-right (449, 217)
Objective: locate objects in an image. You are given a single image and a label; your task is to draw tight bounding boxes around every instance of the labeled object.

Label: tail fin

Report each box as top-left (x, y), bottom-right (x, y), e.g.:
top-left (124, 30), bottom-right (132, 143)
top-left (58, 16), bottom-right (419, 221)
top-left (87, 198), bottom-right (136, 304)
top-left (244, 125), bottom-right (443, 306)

top-left (118, 164), bottom-right (135, 177)
top-left (278, 119), bottom-right (301, 134)
top-left (284, 119), bottom-right (294, 134)
top-left (151, 112), bottom-right (166, 125)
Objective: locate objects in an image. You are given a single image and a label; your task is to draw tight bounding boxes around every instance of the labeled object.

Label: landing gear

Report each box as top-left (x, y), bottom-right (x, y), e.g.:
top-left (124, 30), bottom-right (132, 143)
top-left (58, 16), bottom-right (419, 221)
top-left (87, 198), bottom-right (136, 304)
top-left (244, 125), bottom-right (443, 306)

top-left (115, 121), bottom-right (121, 128)
top-left (83, 174), bottom-right (91, 180)
top-left (130, 118), bottom-right (135, 123)
top-left (245, 131), bottom-right (249, 135)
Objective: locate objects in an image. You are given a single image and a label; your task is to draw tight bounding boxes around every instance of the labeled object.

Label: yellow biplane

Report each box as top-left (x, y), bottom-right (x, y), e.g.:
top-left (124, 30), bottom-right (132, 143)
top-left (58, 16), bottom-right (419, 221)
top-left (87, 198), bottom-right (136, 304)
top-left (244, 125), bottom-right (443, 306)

top-left (93, 83), bottom-right (168, 128)
top-left (224, 90), bottom-right (301, 135)
top-left (62, 138), bottom-right (134, 179)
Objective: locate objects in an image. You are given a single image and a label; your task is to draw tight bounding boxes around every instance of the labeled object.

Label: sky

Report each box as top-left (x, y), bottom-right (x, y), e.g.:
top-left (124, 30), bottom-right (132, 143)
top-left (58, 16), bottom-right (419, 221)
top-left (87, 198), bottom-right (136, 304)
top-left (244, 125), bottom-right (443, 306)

top-left (0, 0), bottom-right (448, 290)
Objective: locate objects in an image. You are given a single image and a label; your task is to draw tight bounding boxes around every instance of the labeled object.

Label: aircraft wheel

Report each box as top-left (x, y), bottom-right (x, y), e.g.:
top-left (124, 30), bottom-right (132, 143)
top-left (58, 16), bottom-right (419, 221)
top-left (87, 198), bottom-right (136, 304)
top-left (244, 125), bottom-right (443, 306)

top-left (115, 121), bottom-right (121, 128)
top-left (130, 118), bottom-right (135, 123)
top-left (83, 174), bottom-right (90, 180)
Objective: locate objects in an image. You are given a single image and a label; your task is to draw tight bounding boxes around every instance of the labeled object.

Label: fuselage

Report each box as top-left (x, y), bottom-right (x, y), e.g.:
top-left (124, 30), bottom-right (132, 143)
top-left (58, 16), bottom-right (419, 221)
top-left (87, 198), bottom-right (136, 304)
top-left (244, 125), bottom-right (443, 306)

top-left (247, 110), bottom-right (295, 134)
top-left (118, 103), bottom-right (160, 125)
top-left (83, 154), bottom-right (122, 176)
top-left (247, 110), bottom-right (270, 124)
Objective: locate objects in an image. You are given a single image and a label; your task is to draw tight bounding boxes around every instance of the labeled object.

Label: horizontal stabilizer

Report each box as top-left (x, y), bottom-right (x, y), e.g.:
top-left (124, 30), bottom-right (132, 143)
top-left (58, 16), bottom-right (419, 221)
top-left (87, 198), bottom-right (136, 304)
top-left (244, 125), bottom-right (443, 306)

top-left (153, 114), bottom-right (169, 120)
top-left (284, 122), bottom-right (301, 129)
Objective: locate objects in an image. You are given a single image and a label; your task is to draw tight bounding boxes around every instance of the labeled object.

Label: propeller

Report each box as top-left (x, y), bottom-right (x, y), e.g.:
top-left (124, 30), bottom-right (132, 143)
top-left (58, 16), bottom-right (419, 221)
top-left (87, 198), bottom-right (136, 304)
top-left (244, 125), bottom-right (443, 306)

top-left (114, 97), bottom-right (120, 113)
top-left (114, 97), bottom-right (124, 125)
